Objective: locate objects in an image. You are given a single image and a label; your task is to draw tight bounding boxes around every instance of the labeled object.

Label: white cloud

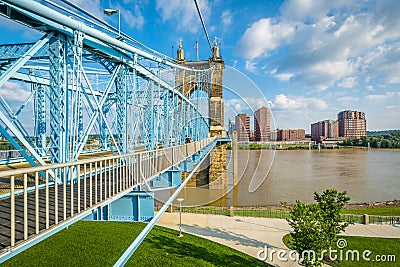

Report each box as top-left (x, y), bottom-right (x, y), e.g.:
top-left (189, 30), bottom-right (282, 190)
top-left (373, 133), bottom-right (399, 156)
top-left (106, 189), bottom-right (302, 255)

top-left (365, 92), bottom-right (400, 102)
top-left (235, 18), bottom-right (296, 59)
top-left (269, 69), bottom-right (293, 81)
top-left (123, 4), bottom-right (145, 30)
top-left (244, 60), bottom-right (257, 73)
top-left (70, 0), bottom-right (105, 20)
top-left (337, 96), bottom-right (360, 106)
top-left (235, 0), bottom-right (400, 89)
top-left (221, 10), bottom-right (232, 30)
top-left (225, 97), bottom-right (269, 113)
top-left (338, 76), bottom-right (357, 88)
top-left (272, 94), bottom-right (327, 110)
top-left (365, 85), bottom-right (374, 91)
top-left (385, 105), bottom-right (400, 109)
top-left (279, 0), bottom-right (347, 22)
top-left (156, 0), bottom-right (210, 33)
top-left (0, 81), bottom-right (31, 102)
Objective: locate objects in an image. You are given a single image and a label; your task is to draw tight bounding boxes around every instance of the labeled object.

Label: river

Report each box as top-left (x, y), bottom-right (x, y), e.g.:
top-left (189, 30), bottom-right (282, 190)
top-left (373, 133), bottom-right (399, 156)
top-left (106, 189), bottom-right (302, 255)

top-left (162, 149), bottom-right (400, 206)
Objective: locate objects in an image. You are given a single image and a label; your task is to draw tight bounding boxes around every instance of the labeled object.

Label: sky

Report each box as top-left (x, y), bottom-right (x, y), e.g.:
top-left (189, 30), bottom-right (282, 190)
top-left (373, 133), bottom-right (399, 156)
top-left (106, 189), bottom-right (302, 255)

top-left (1, 0), bottom-right (400, 132)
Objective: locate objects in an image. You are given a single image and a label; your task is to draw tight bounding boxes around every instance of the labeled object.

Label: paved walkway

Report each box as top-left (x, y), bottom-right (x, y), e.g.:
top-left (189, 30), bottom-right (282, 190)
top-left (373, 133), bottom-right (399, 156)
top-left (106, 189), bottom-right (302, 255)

top-left (157, 213), bottom-right (400, 267)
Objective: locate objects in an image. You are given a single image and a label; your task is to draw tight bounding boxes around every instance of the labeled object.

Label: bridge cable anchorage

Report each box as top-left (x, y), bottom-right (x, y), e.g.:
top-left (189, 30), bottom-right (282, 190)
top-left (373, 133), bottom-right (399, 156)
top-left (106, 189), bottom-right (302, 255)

top-left (193, 0), bottom-right (212, 51)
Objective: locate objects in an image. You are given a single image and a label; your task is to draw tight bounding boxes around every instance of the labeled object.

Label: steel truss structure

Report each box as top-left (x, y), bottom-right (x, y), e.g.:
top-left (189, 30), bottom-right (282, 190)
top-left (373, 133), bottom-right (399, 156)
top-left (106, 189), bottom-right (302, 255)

top-left (0, 0), bottom-right (214, 166)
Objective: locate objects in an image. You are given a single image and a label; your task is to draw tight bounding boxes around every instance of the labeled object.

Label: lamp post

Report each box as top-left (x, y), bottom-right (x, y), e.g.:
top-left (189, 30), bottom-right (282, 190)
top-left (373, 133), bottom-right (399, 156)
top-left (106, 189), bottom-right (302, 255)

top-left (177, 198), bottom-right (184, 237)
top-left (104, 8), bottom-right (120, 36)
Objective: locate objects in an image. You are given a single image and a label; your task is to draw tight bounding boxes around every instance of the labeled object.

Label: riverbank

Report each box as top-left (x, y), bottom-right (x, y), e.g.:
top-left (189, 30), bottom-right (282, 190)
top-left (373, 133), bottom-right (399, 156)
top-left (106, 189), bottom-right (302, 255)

top-left (258, 199), bottom-right (400, 212)
top-left (268, 199), bottom-right (400, 211)
top-left (226, 143), bottom-right (400, 150)
top-left (173, 200), bottom-right (400, 218)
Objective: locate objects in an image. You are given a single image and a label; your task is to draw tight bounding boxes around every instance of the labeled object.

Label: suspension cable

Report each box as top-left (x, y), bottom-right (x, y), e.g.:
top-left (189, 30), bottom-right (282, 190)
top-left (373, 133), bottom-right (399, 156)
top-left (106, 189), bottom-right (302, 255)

top-left (193, 0), bottom-right (212, 51)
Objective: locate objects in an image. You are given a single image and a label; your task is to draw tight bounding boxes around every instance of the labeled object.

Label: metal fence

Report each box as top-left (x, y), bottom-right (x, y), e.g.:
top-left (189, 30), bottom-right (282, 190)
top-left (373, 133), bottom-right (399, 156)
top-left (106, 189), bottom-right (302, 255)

top-left (0, 138), bottom-right (214, 254)
top-left (369, 215), bottom-right (400, 225)
top-left (172, 206), bottom-right (399, 226)
top-left (0, 150), bottom-right (22, 160)
top-left (340, 214), bottom-right (364, 224)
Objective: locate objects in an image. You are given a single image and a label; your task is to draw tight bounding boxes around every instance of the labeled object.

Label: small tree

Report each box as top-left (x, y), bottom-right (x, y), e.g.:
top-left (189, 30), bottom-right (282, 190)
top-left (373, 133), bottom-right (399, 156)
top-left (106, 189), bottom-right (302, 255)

top-left (314, 189), bottom-right (350, 247)
top-left (286, 189), bottom-right (350, 267)
top-left (286, 201), bottom-right (325, 267)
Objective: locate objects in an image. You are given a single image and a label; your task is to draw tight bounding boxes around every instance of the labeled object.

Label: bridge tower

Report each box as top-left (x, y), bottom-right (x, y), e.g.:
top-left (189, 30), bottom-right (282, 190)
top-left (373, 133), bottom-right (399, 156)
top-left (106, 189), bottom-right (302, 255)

top-left (176, 39), bottom-right (227, 190)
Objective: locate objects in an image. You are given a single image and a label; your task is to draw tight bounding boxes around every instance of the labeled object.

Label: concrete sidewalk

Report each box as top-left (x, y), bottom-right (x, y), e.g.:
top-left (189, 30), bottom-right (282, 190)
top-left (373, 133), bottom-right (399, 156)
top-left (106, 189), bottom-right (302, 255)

top-left (157, 213), bottom-right (400, 267)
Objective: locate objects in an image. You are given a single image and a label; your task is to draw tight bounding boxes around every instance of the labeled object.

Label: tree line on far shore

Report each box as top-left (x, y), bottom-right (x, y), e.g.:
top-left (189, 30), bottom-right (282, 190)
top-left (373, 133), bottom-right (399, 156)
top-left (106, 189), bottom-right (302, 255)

top-left (342, 132), bottom-right (400, 148)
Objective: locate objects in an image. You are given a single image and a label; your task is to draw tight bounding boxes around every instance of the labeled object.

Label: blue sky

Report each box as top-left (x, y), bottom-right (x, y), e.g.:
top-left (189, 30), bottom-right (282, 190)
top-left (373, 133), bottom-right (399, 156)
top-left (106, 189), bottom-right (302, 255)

top-left (1, 0), bottom-right (400, 132)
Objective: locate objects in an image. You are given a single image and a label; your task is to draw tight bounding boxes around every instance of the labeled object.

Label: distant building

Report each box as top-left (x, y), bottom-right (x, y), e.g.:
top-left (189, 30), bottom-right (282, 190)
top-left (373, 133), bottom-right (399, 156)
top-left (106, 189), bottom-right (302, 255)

top-left (273, 129), bottom-right (305, 141)
top-left (249, 130), bottom-right (255, 141)
top-left (311, 120), bottom-right (339, 141)
top-left (254, 107), bottom-right (271, 142)
top-left (279, 129), bottom-right (290, 141)
top-left (338, 110), bottom-right (366, 139)
top-left (235, 113), bottom-right (250, 142)
top-left (270, 130), bottom-right (277, 141)
top-left (228, 118), bottom-right (235, 136)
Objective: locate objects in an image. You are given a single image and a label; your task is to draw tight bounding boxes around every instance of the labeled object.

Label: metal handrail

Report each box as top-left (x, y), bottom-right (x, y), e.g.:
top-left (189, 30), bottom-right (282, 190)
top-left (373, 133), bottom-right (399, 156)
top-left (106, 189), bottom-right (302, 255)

top-left (0, 137), bottom-right (215, 259)
top-left (0, 138), bottom-right (214, 178)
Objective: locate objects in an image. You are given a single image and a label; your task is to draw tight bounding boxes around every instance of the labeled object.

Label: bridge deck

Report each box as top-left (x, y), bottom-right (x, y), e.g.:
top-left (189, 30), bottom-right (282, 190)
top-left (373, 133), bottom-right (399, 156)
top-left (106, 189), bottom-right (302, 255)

top-left (0, 138), bottom-right (214, 260)
top-left (0, 170), bottom-right (123, 251)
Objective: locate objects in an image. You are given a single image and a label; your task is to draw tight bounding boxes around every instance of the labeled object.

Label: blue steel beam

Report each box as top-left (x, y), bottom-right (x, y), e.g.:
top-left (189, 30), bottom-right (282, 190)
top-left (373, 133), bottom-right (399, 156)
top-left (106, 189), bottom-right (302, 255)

top-left (0, 43), bottom-right (47, 60)
top-left (74, 65), bottom-right (122, 158)
top-left (1, 0), bottom-right (210, 72)
top-left (162, 91), bottom-right (171, 147)
top-left (2, 89), bottom-right (35, 145)
top-left (116, 65), bottom-right (128, 154)
top-left (0, 34), bottom-right (52, 88)
top-left (0, 0), bottom-right (213, 169)
top-left (34, 84), bottom-right (47, 155)
top-left (0, 111), bottom-right (46, 166)
top-left (146, 81), bottom-right (155, 150)
top-left (49, 33), bottom-right (68, 164)
top-left (113, 140), bottom-right (216, 266)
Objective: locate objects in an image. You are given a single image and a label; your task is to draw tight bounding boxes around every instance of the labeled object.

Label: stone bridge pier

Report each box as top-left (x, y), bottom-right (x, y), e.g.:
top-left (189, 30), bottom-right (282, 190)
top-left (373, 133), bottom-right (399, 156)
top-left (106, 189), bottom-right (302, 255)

top-left (177, 39), bottom-right (228, 191)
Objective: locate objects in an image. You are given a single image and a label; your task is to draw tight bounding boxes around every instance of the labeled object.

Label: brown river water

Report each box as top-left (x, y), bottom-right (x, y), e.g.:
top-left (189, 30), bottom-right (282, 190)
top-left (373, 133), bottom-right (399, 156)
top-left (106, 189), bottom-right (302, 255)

top-left (156, 149), bottom-right (400, 206)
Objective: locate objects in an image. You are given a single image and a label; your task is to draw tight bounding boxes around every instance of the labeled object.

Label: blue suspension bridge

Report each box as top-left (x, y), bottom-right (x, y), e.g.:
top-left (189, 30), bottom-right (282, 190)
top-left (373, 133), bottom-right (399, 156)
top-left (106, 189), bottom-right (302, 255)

top-left (0, 0), bottom-right (229, 264)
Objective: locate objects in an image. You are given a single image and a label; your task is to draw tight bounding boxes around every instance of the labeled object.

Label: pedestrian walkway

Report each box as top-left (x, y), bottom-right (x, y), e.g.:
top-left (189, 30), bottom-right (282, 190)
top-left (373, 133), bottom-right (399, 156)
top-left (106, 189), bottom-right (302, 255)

top-left (157, 213), bottom-right (400, 267)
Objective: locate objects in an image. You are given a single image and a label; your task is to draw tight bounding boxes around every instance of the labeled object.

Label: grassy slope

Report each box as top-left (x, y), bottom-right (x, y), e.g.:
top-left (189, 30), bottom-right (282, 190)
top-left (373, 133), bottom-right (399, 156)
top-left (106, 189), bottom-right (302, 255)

top-left (283, 234), bottom-right (400, 267)
top-left (4, 221), bottom-right (269, 267)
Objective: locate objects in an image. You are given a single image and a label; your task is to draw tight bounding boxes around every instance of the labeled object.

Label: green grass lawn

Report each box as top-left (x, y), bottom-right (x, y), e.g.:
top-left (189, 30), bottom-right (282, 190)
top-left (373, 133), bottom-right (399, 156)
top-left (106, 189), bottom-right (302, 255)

top-left (342, 206), bottom-right (400, 216)
top-left (283, 234), bottom-right (399, 267)
top-left (3, 221), bottom-right (270, 267)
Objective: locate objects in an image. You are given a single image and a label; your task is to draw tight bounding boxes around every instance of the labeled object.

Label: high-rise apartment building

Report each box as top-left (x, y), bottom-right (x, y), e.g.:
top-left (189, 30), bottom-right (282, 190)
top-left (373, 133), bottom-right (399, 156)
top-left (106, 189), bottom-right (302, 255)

top-left (235, 113), bottom-right (250, 142)
top-left (254, 107), bottom-right (271, 142)
top-left (338, 110), bottom-right (366, 139)
top-left (311, 120), bottom-right (339, 141)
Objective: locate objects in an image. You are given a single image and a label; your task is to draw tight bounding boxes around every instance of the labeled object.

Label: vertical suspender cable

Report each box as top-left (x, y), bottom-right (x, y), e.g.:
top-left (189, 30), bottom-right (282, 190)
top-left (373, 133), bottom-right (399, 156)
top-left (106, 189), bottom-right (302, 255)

top-left (193, 0), bottom-right (212, 51)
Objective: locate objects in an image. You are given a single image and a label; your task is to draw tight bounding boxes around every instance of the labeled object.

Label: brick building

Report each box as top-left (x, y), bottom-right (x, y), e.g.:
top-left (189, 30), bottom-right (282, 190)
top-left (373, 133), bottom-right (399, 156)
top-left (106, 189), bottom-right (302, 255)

top-left (271, 129), bottom-right (305, 141)
top-left (338, 110), bottom-right (366, 139)
top-left (311, 120), bottom-right (339, 141)
top-left (235, 113), bottom-right (250, 142)
top-left (254, 107), bottom-right (271, 142)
